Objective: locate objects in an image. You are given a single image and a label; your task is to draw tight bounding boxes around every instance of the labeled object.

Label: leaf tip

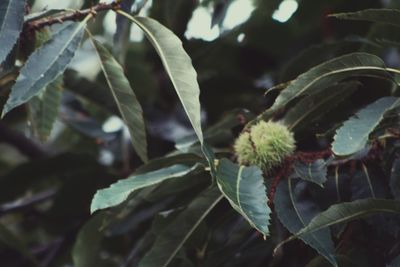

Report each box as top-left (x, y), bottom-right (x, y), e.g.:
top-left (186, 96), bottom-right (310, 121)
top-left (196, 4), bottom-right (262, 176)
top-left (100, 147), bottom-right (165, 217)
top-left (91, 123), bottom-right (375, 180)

top-left (90, 202), bottom-right (99, 214)
top-left (1, 105), bottom-right (10, 119)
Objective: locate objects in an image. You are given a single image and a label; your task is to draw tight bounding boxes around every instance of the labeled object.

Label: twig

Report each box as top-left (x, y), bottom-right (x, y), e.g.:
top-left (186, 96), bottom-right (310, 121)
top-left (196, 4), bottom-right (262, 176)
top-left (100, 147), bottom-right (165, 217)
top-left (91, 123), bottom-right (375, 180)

top-left (0, 188), bottom-right (57, 216)
top-left (0, 122), bottom-right (47, 159)
top-left (26, 2), bottom-right (121, 31)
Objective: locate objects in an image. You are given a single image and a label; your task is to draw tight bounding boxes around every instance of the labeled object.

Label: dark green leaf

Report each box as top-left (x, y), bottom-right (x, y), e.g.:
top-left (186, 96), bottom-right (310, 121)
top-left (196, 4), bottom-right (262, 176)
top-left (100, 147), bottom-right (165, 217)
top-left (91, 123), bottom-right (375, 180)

top-left (390, 159), bottom-right (400, 200)
top-left (270, 53), bottom-right (391, 113)
top-left (28, 75), bottom-right (62, 141)
top-left (0, 223), bottom-right (36, 264)
top-left (275, 178), bottom-right (336, 266)
top-left (91, 164), bottom-right (200, 213)
top-left (216, 158), bottom-right (271, 236)
top-left (119, 12), bottom-right (204, 145)
top-left (139, 187), bottom-right (223, 267)
top-left (332, 96), bottom-right (398, 156)
top-left (0, 0), bottom-right (25, 64)
top-left (283, 82), bottom-right (359, 131)
top-left (331, 9), bottom-right (400, 27)
top-left (2, 19), bottom-right (89, 117)
top-left (295, 198), bottom-right (400, 237)
top-left (388, 255), bottom-right (400, 267)
top-left (72, 213), bottom-right (108, 267)
top-left (90, 36), bottom-right (148, 162)
top-left (290, 160), bottom-right (328, 187)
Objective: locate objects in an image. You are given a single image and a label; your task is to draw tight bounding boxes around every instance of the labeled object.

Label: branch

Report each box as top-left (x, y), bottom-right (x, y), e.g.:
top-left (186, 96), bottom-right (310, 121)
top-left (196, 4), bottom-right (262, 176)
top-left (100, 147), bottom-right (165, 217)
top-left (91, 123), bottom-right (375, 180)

top-left (0, 122), bottom-right (47, 159)
top-left (0, 188), bottom-right (57, 216)
top-left (27, 1), bottom-right (121, 31)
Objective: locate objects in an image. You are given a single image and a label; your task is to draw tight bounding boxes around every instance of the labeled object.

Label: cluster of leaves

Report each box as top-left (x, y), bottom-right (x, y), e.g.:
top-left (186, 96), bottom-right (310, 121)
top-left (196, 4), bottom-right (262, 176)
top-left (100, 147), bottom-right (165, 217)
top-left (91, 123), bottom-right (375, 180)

top-left (1, 0), bottom-right (400, 267)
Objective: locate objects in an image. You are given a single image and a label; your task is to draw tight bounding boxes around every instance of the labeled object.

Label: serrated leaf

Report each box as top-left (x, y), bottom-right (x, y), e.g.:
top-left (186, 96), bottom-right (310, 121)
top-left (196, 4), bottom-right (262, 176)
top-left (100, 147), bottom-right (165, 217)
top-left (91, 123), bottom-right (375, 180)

top-left (216, 158), bottom-right (271, 236)
top-left (294, 198), bottom-right (400, 238)
top-left (118, 12), bottom-right (203, 145)
top-left (2, 19), bottom-right (89, 117)
top-left (275, 178), bottom-right (336, 266)
top-left (91, 164), bottom-right (200, 213)
top-left (331, 9), bottom-right (400, 27)
top-left (139, 187), bottom-right (223, 267)
top-left (332, 96), bottom-right (398, 156)
top-left (28, 75), bottom-right (62, 142)
top-left (0, 0), bottom-right (25, 64)
top-left (290, 159), bottom-right (328, 187)
top-left (89, 36), bottom-right (148, 162)
top-left (270, 53), bottom-right (391, 113)
top-left (283, 82), bottom-right (359, 131)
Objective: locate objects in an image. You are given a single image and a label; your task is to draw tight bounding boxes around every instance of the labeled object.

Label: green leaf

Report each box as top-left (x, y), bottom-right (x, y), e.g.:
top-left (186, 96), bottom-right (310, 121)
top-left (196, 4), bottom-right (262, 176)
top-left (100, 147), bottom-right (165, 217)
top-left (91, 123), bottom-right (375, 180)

top-left (216, 158), bottom-right (271, 236)
top-left (294, 198), bottom-right (400, 238)
top-left (91, 164), bottom-right (200, 213)
top-left (332, 96), bottom-right (398, 156)
top-left (0, 0), bottom-right (25, 64)
top-left (118, 12), bottom-right (203, 145)
top-left (388, 255), bottom-right (400, 267)
top-left (113, 0), bottom-right (135, 64)
top-left (2, 18), bottom-right (89, 117)
top-left (28, 75), bottom-right (62, 142)
top-left (390, 159), bottom-right (400, 200)
top-left (139, 187), bottom-right (223, 267)
top-left (72, 213), bottom-right (108, 267)
top-left (270, 53), bottom-right (391, 113)
top-left (0, 223), bottom-right (37, 264)
top-left (283, 82), bottom-right (359, 131)
top-left (89, 35), bottom-right (148, 162)
top-left (280, 39), bottom-right (378, 82)
top-left (290, 160), bottom-right (328, 187)
top-left (331, 9), bottom-right (400, 27)
top-left (275, 178), bottom-right (336, 266)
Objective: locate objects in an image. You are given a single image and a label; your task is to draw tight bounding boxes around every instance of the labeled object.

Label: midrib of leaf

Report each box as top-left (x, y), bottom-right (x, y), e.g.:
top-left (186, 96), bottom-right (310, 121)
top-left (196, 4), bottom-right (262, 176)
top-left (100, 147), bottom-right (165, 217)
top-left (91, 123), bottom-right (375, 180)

top-left (288, 179), bottom-right (333, 261)
top-left (117, 10), bottom-right (203, 144)
top-left (218, 179), bottom-right (252, 227)
top-left (217, 165), bottom-right (260, 232)
top-left (275, 65), bottom-right (388, 109)
top-left (236, 166), bottom-right (244, 212)
top-left (335, 166), bottom-right (341, 202)
top-left (288, 179), bottom-right (306, 226)
top-left (308, 165), bottom-right (313, 181)
top-left (362, 163), bottom-right (376, 198)
top-left (235, 166), bottom-right (260, 231)
top-left (88, 31), bottom-right (148, 162)
top-left (162, 194), bottom-right (223, 267)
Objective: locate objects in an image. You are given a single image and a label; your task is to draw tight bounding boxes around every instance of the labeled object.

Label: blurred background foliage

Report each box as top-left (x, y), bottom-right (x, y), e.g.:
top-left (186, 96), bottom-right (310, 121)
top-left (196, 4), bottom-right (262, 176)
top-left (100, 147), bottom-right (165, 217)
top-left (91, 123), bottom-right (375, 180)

top-left (1, 0), bottom-right (400, 266)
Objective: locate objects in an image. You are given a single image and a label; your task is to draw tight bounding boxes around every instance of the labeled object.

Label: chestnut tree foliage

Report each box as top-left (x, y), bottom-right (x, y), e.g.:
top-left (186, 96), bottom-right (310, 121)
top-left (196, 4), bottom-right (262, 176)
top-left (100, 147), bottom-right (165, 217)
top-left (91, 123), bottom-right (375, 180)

top-left (1, 0), bottom-right (400, 266)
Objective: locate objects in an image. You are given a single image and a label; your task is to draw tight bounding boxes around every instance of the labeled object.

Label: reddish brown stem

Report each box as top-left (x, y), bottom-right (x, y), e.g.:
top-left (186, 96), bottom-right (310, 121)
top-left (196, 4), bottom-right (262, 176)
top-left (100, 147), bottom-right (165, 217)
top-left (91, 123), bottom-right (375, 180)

top-left (26, 2), bottom-right (121, 31)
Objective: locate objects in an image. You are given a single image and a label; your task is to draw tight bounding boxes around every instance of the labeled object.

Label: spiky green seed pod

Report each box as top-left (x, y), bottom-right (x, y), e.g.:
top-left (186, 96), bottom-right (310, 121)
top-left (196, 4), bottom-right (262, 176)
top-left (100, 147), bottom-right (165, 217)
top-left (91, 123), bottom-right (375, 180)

top-left (234, 121), bottom-right (295, 171)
